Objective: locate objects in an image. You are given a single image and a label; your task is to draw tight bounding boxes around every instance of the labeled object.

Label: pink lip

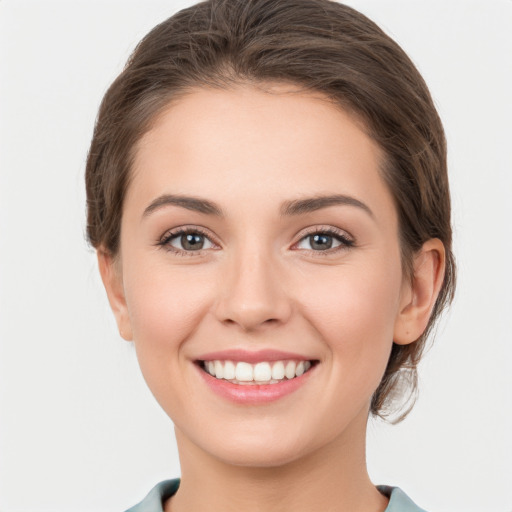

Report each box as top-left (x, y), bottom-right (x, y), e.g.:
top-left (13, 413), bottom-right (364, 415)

top-left (196, 349), bottom-right (312, 364)
top-left (195, 361), bottom-right (316, 405)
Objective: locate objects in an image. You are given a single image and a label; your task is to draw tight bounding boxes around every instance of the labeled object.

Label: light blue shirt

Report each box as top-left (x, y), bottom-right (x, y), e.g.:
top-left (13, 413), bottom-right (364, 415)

top-left (124, 479), bottom-right (428, 511)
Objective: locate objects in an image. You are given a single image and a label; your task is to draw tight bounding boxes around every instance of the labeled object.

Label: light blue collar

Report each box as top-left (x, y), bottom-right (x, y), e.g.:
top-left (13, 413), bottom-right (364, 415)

top-left (126, 479), bottom-right (428, 512)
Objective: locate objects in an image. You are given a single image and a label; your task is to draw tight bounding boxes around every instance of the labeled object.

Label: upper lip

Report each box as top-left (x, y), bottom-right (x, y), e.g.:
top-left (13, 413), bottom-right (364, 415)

top-left (196, 349), bottom-right (315, 364)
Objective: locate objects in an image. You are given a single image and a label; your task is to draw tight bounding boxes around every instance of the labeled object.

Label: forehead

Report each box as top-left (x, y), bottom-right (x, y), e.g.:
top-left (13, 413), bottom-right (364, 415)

top-left (128, 84), bottom-right (393, 221)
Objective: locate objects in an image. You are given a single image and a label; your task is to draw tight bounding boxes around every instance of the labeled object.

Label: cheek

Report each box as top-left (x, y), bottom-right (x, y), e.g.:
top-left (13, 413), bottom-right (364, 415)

top-left (123, 260), bottom-right (215, 355)
top-left (297, 260), bottom-right (403, 381)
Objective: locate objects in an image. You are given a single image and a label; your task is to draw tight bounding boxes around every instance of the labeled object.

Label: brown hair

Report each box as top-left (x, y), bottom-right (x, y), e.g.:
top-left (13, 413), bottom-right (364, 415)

top-left (86, 0), bottom-right (456, 421)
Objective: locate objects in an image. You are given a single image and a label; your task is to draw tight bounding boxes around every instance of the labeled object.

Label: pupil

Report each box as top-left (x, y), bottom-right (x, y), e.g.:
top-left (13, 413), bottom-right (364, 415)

top-left (311, 234), bottom-right (332, 250)
top-left (182, 233), bottom-right (204, 250)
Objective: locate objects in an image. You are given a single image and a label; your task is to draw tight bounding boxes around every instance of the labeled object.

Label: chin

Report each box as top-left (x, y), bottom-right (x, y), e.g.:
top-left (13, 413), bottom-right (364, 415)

top-left (191, 421), bottom-right (328, 469)
top-left (212, 441), bottom-right (310, 469)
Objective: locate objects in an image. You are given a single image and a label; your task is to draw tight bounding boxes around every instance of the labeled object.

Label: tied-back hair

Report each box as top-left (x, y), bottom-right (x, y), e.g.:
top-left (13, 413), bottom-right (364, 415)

top-left (86, 0), bottom-right (456, 422)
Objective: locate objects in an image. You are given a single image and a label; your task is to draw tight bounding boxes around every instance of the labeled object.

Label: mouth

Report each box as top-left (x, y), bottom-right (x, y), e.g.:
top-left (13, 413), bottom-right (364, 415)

top-left (198, 359), bottom-right (317, 385)
top-left (194, 350), bottom-right (319, 403)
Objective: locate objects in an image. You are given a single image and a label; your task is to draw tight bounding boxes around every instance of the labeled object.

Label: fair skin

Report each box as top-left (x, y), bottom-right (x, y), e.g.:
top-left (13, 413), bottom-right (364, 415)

top-left (99, 84), bottom-right (445, 512)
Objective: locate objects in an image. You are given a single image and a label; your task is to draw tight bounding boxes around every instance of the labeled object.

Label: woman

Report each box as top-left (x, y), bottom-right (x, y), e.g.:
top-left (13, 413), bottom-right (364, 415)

top-left (86, 0), bottom-right (455, 510)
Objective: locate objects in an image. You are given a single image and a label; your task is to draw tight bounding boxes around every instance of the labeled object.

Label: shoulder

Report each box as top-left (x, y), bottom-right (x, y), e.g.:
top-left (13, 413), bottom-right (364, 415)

top-left (379, 486), bottom-right (429, 512)
top-left (124, 480), bottom-right (427, 512)
top-left (124, 479), bottom-right (180, 512)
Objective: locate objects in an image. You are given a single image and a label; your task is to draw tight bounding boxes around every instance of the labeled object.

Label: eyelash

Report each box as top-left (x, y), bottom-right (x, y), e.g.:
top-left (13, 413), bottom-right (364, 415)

top-left (292, 226), bottom-right (355, 256)
top-left (156, 226), bottom-right (355, 256)
top-left (156, 226), bottom-right (218, 256)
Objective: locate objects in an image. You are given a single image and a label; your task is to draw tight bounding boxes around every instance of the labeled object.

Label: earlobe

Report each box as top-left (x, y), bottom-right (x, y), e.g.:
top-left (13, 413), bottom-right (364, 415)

top-left (97, 249), bottom-right (133, 341)
top-left (393, 239), bottom-right (446, 346)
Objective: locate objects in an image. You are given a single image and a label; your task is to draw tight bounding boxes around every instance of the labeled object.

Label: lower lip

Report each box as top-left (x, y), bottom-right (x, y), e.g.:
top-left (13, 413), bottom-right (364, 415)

top-left (196, 364), bottom-right (315, 404)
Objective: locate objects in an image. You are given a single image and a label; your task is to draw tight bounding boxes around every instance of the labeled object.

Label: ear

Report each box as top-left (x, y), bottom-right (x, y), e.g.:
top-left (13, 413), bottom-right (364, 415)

top-left (97, 249), bottom-right (133, 341)
top-left (393, 239), bottom-right (446, 345)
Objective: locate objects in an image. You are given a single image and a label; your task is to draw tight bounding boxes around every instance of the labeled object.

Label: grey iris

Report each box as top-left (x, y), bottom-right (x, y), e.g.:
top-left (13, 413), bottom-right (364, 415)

top-left (310, 234), bottom-right (333, 250)
top-left (182, 233), bottom-right (204, 250)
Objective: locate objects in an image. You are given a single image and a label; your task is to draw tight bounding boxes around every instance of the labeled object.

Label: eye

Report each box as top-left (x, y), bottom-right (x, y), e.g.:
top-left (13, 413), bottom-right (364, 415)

top-left (294, 229), bottom-right (354, 252)
top-left (158, 228), bottom-right (216, 254)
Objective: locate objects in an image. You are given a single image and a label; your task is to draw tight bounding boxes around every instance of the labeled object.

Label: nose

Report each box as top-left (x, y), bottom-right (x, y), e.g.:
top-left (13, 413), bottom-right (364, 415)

top-left (214, 247), bottom-right (292, 332)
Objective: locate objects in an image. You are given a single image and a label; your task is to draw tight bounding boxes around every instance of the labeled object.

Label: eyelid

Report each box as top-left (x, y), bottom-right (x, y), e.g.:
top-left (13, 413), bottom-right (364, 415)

top-left (156, 225), bottom-right (221, 255)
top-left (155, 224), bottom-right (354, 256)
top-left (291, 225), bottom-right (355, 252)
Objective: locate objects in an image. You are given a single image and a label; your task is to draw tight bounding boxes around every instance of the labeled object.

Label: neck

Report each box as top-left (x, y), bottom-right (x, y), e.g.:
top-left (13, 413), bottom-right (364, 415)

top-left (167, 410), bottom-right (388, 512)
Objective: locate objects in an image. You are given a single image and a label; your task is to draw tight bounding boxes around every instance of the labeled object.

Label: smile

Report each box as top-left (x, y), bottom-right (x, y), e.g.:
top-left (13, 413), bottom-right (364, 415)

top-left (201, 359), bottom-right (314, 384)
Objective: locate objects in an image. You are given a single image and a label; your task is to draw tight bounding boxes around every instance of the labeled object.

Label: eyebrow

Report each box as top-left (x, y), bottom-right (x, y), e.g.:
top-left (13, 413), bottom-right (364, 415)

top-left (142, 194), bottom-right (224, 218)
top-left (142, 193), bottom-right (373, 219)
top-left (280, 194), bottom-right (374, 218)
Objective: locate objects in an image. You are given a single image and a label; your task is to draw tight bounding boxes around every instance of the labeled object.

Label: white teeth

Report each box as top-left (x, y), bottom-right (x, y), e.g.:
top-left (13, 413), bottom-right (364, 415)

top-left (214, 360), bottom-right (224, 379)
top-left (203, 359), bottom-right (314, 383)
top-left (223, 360), bottom-right (236, 380)
top-left (285, 361), bottom-right (296, 379)
top-left (235, 362), bottom-right (253, 382)
top-left (271, 361), bottom-right (285, 380)
top-left (253, 362), bottom-right (272, 382)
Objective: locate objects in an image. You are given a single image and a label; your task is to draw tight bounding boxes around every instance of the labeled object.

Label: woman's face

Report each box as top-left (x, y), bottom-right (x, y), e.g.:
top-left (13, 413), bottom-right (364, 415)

top-left (108, 84), bottom-right (413, 467)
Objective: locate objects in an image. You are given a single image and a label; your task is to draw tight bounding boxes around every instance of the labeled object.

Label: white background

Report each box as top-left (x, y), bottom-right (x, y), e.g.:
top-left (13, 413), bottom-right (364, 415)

top-left (1, 1), bottom-right (511, 511)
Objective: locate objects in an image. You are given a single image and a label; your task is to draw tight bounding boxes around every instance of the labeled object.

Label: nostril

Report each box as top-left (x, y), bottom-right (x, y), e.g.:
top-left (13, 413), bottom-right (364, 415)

top-left (222, 316), bottom-right (281, 331)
